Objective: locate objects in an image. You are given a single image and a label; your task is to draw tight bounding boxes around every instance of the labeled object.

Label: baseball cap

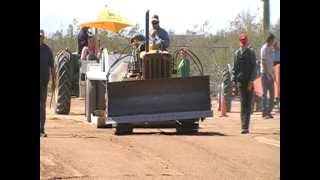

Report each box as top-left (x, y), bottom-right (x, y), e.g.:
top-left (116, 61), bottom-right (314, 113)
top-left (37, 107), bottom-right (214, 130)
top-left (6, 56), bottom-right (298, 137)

top-left (239, 32), bottom-right (247, 40)
top-left (151, 15), bottom-right (159, 23)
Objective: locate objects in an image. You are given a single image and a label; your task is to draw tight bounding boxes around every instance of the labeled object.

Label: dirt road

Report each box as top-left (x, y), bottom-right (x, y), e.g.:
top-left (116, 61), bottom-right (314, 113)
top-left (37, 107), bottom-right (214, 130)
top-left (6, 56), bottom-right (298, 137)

top-left (40, 97), bottom-right (280, 180)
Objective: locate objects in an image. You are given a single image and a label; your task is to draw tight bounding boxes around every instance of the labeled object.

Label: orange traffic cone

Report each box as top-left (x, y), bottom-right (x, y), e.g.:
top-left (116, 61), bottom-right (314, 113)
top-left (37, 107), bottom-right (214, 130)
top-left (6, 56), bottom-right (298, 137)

top-left (220, 94), bottom-right (227, 117)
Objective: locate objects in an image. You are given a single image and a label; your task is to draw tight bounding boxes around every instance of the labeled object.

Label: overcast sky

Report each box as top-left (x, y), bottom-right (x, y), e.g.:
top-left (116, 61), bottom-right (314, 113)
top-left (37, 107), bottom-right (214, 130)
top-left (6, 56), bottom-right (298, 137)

top-left (40, 0), bottom-right (280, 35)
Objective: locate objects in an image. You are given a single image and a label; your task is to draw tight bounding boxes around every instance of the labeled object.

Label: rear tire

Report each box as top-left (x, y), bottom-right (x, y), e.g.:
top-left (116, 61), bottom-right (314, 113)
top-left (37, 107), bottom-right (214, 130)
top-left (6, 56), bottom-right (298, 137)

top-left (70, 53), bottom-right (80, 97)
top-left (54, 50), bottom-right (72, 114)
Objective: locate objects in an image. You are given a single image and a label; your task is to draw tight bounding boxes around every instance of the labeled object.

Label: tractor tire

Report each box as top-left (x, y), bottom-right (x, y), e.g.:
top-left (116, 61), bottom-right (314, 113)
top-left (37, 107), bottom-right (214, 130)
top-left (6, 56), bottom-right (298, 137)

top-left (115, 123), bottom-right (133, 135)
top-left (70, 53), bottom-right (80, 97)
top-left (54, 50), bottom-right (73, 115)
top-left (222, 65), bottom-right (232, 112)
top-left (176, 119), bottom-right (199, 134)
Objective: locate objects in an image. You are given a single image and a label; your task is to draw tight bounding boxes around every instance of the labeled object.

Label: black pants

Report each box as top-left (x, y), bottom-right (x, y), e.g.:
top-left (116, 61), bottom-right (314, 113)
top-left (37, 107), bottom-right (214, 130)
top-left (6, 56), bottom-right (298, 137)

top-left (238, 84), bottom-right (253, 130)
top-left (40, 83), bottom-right (48, 133)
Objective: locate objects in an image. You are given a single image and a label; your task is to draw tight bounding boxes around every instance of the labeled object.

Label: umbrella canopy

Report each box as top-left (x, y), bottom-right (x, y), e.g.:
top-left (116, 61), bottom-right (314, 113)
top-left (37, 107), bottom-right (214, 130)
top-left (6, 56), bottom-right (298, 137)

top-left (80, 7), bottom-right (133, 32)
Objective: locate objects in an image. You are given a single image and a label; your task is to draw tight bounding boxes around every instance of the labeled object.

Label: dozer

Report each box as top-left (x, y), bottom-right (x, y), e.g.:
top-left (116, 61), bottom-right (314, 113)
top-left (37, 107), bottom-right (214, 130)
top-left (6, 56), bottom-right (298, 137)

top-left (53, 11), bottom-right (213, 135)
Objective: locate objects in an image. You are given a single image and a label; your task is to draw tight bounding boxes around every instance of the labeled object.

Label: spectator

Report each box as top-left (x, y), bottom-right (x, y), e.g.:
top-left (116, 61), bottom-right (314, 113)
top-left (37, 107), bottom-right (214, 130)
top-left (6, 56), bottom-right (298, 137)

top-left (260, 33), bottom-right (276, 119)
top-left (40, 29), bottom-right (55, 137)
top-left (78, 26), bottom-right (89, 55)
top-left (272, 41), bottom-right (280, 108)
top-left (272, 41), bottom-right (280, 65)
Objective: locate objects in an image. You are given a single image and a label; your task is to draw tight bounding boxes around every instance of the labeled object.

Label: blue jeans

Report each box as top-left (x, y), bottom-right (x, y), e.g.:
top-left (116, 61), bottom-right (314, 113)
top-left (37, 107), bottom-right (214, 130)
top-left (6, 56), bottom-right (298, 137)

top-left (261, 73), bottom-right (274, 115)
top-left (40, 84), bottom-right (48, 133)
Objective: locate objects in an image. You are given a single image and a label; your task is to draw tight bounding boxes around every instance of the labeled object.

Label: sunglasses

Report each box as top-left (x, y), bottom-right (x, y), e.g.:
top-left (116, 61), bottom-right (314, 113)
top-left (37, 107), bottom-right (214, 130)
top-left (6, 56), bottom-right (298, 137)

top-left (152, 22), bottom-right (159, 25)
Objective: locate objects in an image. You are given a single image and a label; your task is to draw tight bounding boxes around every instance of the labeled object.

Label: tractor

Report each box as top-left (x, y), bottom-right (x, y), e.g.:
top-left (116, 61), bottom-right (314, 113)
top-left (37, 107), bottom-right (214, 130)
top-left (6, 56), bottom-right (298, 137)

top-left (53, 10), bottom-right (213, 135)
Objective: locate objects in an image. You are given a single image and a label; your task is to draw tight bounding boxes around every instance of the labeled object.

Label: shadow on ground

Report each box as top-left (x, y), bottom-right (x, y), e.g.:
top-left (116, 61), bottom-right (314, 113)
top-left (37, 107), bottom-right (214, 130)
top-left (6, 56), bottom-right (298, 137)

top-left (120, 131), bottom-right (227, 136)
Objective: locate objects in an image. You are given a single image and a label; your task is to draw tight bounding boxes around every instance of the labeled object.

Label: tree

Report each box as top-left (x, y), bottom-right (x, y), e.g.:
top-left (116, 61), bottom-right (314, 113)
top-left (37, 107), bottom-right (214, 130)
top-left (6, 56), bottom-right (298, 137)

top-left (67, 24), bottom-right (74, 38)
top-left (271, 18), bottom-right (280, 39)
top-left (185, 29), bottom-right (196, 35)
top-left (52, 30), bottom-right (63, 40)
top-left (186, 21), bottom-right (212, 36)
top-left (125, 23), bottom-right (142, 37)
top-left (72, 18), bottom-right (80, 35)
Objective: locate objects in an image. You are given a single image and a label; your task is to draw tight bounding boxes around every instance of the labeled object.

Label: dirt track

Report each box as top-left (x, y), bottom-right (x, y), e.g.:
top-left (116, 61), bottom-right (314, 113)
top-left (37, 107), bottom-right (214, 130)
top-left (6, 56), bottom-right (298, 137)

top-left (40, 97), bottom-right (280, 180)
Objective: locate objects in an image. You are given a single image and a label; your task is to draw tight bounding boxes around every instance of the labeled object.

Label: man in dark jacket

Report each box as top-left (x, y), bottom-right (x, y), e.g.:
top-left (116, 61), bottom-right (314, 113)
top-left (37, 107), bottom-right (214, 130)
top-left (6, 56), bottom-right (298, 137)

top-left (40, 29), bottom-right (55, 137)
top-left (78, 26), bottom-right (89, 55)
top-left (231, 33), bottom-right (257, 134)
top-left (150, 15), bottom-right (170, 50)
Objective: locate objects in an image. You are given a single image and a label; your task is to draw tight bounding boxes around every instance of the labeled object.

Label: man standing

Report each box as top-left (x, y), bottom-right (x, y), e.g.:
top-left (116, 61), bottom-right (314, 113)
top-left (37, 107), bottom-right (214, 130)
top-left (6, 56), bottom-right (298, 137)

top-left (150, 15), bottom-right (170, 50)
top-left (260, 33), bottom-right (276, 119)
top-left (232, 33), bottom-right (257, 134)
top-left (40, 30), bottom-right (55, 137)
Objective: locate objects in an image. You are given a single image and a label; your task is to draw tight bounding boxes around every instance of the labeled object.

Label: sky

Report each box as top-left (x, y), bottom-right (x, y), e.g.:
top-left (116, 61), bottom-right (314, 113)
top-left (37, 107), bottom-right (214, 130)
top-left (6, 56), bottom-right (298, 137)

top-left (40, 0), bottom-right (280, 35)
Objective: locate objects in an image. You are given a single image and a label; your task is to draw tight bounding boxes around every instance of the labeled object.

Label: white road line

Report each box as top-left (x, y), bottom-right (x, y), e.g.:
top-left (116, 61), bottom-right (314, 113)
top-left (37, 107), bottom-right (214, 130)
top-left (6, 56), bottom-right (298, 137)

top-left (254, 137), bottom-right (280, 147)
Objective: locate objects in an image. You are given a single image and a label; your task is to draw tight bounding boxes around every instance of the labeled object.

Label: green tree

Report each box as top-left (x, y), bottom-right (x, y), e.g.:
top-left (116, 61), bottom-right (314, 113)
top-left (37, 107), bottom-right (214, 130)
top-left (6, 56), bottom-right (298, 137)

top-left (67, 24), bottom-right (74, 38)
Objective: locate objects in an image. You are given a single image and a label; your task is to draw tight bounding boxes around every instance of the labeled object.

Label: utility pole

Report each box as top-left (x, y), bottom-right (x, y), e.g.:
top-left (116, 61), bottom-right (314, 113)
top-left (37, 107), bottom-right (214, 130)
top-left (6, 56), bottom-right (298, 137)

top-left (261, 0), bottom-right (270, 33)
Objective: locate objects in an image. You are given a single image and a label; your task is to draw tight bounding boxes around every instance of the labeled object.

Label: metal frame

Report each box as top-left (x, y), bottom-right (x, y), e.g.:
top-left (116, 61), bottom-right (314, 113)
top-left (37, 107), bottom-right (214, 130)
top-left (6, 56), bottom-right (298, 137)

top-left (108, 110), bottom-right (213, 124)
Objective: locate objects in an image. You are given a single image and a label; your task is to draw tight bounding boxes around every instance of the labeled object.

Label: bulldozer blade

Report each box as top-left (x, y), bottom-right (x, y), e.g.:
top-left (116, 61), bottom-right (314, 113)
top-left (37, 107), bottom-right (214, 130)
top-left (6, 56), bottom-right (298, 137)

top-left (106, 76), bottom-right (213, 123)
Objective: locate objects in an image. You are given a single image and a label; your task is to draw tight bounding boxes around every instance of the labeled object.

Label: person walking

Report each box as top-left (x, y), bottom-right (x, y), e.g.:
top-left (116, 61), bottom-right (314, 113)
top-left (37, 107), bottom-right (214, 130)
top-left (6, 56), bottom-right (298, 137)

top-left (231, 32), bottom-right (257, 134)
top-left (40, 29), bottom-right (55, 137)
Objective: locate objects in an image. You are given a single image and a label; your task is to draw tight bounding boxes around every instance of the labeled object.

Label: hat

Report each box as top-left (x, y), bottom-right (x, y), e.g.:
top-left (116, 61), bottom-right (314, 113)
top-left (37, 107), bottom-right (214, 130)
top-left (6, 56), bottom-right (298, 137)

top-left (239, 32), bottom-right (247, 41)
top-left (239, 32), bottom-right (248, 47)
top-left (40, 29), bottom-right (45, 37)
top-left (151, 15), bottom-right (159, 23)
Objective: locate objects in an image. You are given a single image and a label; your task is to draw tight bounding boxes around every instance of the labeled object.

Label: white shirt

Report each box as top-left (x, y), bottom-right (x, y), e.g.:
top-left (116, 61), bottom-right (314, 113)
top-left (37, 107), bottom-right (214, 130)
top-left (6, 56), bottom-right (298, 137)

top-left (260, 43), bottom-right (273, 75)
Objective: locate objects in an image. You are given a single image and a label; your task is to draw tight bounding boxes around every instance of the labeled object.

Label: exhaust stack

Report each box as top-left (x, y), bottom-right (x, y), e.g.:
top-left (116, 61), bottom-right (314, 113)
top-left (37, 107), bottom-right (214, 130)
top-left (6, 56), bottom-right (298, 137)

top-left (145, 10), bottom-right (149, 52)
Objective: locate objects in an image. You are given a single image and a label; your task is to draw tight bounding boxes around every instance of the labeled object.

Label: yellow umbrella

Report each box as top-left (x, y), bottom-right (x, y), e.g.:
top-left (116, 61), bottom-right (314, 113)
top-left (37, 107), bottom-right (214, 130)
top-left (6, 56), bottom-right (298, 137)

top-left (80, 7), bottom-right (133, 32)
